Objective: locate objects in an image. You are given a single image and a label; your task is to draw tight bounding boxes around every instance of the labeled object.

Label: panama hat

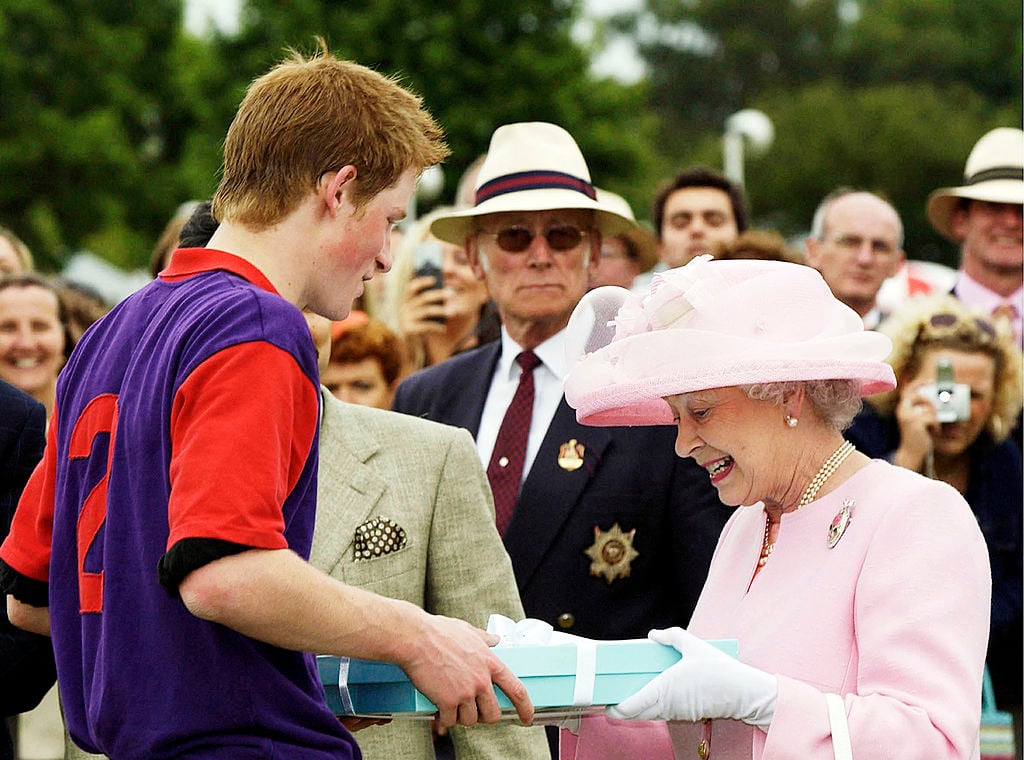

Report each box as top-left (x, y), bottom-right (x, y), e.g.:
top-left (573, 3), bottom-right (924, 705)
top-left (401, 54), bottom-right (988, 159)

top-left (563, 256), bottom-right (896, 427)
top-left (926, 127), bottom-right (1024, 241)
top-left (595, 188), bottom-right (659, 273)
top-left (430, 122), bottom-right (635, 245)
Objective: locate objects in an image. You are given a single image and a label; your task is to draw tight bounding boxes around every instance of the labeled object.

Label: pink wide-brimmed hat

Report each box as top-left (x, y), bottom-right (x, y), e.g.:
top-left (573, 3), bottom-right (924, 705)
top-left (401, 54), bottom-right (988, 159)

top-left (430, 122), bottom-right (634, 245)
top-left (926, 127), bottom-right (1024, 241)
top-left (563, 256), bottom-right (897, 427)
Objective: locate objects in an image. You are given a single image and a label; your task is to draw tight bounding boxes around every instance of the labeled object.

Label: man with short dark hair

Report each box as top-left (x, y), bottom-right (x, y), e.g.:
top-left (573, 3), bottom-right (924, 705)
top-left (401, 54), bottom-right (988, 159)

top-left (651, 166), bottom-right (750, 269)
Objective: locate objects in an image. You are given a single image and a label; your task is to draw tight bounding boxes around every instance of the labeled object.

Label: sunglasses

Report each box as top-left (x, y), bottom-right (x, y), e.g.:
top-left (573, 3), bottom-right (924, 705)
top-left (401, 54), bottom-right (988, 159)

top-left (479, 224), bottom-right (589, 253)
top-left (925, 312), bottom-right (997, 342)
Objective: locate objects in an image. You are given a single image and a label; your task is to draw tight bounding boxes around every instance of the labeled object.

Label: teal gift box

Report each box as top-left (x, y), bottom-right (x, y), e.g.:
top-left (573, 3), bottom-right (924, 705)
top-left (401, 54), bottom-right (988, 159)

top-left (317, 638), bottom-right (739, 717)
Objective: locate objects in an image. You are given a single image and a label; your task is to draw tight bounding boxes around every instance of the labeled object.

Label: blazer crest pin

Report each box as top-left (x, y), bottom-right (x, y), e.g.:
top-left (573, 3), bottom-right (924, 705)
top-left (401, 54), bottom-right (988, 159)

top-left (557, 439), bottom-right (585, 471)
top-left (585, 522), bottom-right (638, 583)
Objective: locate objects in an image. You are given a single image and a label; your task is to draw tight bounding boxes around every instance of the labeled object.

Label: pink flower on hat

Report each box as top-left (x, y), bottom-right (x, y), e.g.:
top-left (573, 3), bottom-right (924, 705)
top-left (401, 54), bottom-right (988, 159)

top-left (646, 255), bottom-right (726, 331)
top-left (564, 256), bottom-right (898, 427)
top-left (610, 295), bottom-right (650, 339)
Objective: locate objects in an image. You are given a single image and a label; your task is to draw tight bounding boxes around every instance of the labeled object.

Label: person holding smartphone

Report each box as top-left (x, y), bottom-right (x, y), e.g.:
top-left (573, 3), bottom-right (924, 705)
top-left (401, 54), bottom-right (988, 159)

top-left (382, 206), bottom-right (497, 374)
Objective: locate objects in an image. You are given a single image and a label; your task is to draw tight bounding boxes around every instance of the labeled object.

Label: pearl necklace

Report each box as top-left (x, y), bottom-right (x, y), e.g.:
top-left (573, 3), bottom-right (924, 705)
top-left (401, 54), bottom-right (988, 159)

top-left (798, 440), bottom-right (856, 508)
top-left (758, 440), bottom-right (856, 568)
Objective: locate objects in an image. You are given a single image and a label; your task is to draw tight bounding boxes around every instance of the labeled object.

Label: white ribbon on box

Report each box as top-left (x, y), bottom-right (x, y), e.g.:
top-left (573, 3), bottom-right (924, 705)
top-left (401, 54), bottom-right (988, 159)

top-left (330, 616), bottom-right (599, 722)
top-left (487, 614), bottom-right (597, 707)
top-left (335, 657), bottom-right (355, 714)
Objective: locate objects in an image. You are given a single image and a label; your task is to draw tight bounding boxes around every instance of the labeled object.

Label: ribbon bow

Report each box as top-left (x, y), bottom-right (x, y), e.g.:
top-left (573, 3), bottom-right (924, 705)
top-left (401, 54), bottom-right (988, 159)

top-left (487, 614), bottom-right (556, 646)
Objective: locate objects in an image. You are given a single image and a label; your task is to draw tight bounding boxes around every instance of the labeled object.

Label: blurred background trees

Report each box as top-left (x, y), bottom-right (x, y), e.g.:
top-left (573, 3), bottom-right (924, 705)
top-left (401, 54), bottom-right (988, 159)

top-left (615, 0), bottom-right (1021, 265)
top-left (0, 0), bottom-right (1019, 274)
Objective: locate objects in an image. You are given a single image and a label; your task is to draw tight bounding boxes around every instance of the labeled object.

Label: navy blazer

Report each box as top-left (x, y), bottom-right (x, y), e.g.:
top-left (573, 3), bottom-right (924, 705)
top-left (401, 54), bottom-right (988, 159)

top-left (0, 380), bottom-right (53, 760)
top-left (393, 342), bottom-right (731, 641)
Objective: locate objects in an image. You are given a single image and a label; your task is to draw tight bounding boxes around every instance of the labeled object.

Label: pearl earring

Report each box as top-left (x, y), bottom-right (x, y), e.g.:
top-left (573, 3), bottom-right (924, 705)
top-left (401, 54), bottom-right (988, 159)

top-left (785, 415), bottom-right (798, 428)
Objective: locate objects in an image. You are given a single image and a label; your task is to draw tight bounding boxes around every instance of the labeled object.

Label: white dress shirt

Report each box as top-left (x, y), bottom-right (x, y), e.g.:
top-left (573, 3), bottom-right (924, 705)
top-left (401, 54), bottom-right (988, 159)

top-left (476, 328), bottom-right (567, 483)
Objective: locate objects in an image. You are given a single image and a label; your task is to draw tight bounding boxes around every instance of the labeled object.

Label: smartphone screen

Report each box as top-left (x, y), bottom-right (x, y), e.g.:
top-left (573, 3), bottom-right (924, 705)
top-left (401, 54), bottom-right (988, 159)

top-left (413, 241), bottom-right (444, 288)
top-left (412, 241), bottom-right (445, 323)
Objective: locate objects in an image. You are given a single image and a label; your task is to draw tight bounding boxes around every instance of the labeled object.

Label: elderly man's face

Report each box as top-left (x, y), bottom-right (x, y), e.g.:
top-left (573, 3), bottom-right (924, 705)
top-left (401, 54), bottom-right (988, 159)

top-left (953, 200), bottom-right (1023, 278)
top-left (805, 193), bottom-right (904, 319)
top-left (470, 208), bottom-right (598, 343)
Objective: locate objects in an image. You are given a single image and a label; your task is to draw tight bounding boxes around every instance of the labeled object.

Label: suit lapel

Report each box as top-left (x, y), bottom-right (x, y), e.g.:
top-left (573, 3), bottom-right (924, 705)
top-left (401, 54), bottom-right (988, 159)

top-left (504, 398), bottom-right (612, 587)
top-left (445, 343), bottom-right (500, 437)
top-left (430, 342), bottom-right (497, 438)
top-left (309, 394), bottom-right (388, 576)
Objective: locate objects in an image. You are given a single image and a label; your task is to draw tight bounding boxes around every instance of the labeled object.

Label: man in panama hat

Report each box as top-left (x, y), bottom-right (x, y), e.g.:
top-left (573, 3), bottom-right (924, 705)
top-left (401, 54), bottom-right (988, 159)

top-left (393, 122), bottom-right (730, 758)
top-left (927, 127), bottom-right (1024, 347)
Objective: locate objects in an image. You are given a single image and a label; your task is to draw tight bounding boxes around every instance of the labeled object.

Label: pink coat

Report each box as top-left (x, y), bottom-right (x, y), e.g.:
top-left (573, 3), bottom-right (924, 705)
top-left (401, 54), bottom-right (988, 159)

top-left (563, 460), bottom-right (990, 760)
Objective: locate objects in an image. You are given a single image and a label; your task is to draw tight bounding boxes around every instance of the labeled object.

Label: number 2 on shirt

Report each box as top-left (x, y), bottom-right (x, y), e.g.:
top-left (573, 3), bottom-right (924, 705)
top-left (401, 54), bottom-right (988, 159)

top-left (68, 393), bottom-right (119, 614)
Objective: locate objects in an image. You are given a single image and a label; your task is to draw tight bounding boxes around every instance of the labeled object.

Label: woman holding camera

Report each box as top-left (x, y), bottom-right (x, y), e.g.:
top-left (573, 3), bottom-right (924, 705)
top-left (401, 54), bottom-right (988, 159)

top-left (847, 293), bottom-right (1023, 723)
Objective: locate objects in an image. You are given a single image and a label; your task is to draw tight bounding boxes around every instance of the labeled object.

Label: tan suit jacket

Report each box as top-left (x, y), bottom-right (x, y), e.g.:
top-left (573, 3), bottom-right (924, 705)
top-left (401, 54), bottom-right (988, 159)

top-left (311, 393), bottom-right (549, 760)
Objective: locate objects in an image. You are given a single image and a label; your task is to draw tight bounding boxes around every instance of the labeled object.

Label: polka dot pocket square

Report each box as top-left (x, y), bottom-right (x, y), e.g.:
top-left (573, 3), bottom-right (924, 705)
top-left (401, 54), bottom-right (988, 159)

top-left (353, 516), bottom-right (408, 561)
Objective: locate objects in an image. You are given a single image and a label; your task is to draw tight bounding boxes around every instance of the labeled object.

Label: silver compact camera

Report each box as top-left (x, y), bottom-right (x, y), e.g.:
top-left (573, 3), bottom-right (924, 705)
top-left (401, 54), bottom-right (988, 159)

top-left (916, 359), bottom-right (971, 423)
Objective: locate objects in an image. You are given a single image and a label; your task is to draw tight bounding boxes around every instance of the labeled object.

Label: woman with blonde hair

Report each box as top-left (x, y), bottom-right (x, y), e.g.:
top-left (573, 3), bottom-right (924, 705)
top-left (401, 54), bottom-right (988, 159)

top-left (847, 293), bottom-right (1022, 725)
top-left (381, 206), bottom-right (496, 374)
top-left (0, 274), bottom-right (71, 420)
top-left (0, 226), bottom-right (35, 275)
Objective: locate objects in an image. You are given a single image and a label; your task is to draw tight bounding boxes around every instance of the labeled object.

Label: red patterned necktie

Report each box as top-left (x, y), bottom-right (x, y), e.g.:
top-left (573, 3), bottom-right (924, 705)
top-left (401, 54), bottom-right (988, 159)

top-left (992, 301), bottom-right (1018, 323)
top-left (992, 302), bottom-right (1021, 346)
top-left (487, 350), bottom-right (542, 536)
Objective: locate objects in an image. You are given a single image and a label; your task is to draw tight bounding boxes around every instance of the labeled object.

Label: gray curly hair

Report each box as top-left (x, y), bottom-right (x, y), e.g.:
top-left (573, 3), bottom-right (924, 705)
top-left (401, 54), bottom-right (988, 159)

top-left (742, 379), bottom-right (863, 432)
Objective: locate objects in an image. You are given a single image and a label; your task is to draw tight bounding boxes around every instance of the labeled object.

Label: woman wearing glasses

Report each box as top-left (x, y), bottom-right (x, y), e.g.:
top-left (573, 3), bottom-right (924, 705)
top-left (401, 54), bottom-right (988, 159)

top-left (847, 294), bottom-right (1023, 738)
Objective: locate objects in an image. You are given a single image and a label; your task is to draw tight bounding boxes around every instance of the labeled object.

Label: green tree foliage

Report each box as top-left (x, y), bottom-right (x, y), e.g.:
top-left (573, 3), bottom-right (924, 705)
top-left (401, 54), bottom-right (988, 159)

top-left (0, 0), bottom-right (197, 270)
top-left (211, 0), bottom-right (658, 213)
top-left (0, 1), bottom-right (1019, 273)
top-left (839, 0), bottom-right (1022, 108)
top-left (620, 0), bottom-right (1022, 265)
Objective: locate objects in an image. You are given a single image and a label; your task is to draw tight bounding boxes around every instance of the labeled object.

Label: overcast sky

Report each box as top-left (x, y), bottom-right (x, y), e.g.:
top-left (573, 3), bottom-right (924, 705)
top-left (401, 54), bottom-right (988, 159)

top-left (184, 0), bottom-right (647, 83)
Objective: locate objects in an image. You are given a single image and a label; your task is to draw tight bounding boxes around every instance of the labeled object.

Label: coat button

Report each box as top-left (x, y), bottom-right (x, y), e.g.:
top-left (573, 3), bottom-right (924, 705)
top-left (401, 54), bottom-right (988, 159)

top-left (557, 613), bottom-right (575, 629)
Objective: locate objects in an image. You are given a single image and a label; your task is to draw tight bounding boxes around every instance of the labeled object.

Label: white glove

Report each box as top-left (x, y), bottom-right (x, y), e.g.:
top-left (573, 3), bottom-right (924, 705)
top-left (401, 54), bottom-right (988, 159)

top-left (607, 627), bottom-right (778, 727)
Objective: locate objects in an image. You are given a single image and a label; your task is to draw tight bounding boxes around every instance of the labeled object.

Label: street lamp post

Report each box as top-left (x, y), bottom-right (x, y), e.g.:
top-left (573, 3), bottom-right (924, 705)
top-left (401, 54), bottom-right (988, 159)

top-left (723, 109), bottom-right (775, 189)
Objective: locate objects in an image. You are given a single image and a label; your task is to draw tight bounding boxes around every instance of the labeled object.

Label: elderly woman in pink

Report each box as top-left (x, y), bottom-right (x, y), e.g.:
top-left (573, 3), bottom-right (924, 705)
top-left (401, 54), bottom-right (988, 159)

top-left (562, 256), bottom-right (991, 759)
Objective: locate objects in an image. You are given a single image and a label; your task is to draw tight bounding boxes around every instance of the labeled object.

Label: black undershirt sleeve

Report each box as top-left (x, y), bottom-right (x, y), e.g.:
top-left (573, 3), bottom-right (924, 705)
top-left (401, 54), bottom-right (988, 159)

top-left (157, 538), bottom-right (254, 597)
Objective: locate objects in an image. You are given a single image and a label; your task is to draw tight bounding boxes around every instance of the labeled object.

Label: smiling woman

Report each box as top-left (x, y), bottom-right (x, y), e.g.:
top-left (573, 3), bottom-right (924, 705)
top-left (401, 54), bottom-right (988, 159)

top-left (0, 274), bottom-right (70, 421)
top-left (561, 257), bottom-right (993, 760)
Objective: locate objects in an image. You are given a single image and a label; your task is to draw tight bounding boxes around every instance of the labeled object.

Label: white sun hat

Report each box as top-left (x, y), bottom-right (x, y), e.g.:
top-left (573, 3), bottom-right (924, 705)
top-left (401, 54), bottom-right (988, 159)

top-left (430, 122), bottom-right (635, 245)
top-left (926, 127), bottom-right (1024, 241)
